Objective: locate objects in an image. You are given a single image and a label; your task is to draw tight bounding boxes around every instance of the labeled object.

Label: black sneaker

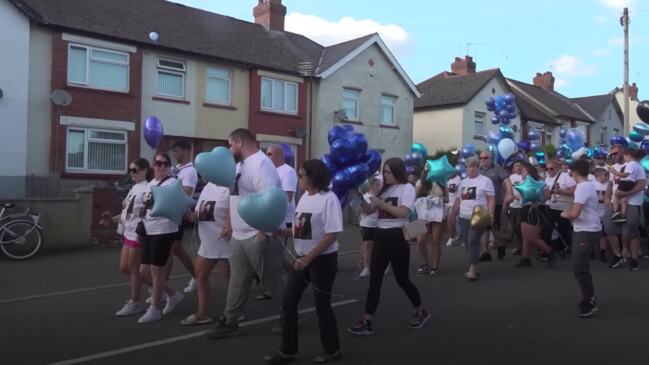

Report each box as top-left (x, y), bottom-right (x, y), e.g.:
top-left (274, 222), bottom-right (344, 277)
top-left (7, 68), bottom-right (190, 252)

top-left (263, 351), bottom-right (295, 364)
top-left (206, 316), bottom-right (240, 339)
top-left (515, 258), bottom-right (532, 268)
top-left (408, 309), bottom-right (430, 329)
top-left (417, 264), bottom-right (430, 275)
top-left (599, 249), bottom-right (607, 263)
top-left (577, 298), bottom-right (598, 318)
top-left (512, 248), bottom-right (522, 256)
top-left (629, 259), bottom-right (640, 271)
top-left (429, 267), bottom-right (440, 276)
top-left (497, 246), bottom-right (506, 260)
top-left (609, 254), bottom-right (624, 269)
top-left (347, 319), bottom-right (374, 336)
top-left (610, 211), bottom-right (622, 220)
top-left (611, 214), bottom-right (627, 223)
top-left (479, 252), bottom-right (493, 262)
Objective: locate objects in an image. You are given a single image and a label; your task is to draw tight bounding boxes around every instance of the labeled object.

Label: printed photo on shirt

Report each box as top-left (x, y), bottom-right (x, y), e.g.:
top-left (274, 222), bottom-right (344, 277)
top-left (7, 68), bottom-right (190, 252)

top-left (198, 201), bottom-right (216, 222)
top-left (143, 192), bottom-right (154, 210)
top-left (294, 212), bottom-right (313, 240)
top-left (377, 197), bottom-right (398, 219)
top-left (596, 190), bottom-right (606, 204)
top-left (461, 186), bottom-right (477, 200)
top-left (448, 183), bottom-right (458, 193)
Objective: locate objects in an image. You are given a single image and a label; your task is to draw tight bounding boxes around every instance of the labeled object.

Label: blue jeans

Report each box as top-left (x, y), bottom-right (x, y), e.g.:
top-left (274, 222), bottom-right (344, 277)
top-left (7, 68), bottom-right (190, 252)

top-left (458, 218), bottom-right (484, 266)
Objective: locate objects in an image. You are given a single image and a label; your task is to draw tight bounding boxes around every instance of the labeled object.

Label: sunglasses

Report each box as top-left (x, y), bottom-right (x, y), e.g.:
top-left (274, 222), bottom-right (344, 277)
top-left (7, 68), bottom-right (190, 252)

top-left (153, 160), bottom-right (170, 167)
top-left (547, 167), bottom-right (555, 171)
top-left (128, 168), bottom-right (143, 174)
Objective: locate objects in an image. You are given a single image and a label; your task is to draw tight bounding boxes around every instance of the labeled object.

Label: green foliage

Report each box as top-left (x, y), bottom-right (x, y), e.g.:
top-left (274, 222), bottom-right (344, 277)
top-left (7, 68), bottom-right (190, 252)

top-left (544, 144), bottom-right (557, 159)
top-left (429, 148), bottom-right (460, 165)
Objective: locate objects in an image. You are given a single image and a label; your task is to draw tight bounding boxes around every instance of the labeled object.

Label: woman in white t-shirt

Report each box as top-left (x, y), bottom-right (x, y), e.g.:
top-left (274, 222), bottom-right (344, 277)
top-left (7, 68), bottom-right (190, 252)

top-left (180, 182), bottom-right (231, 326)
top-left (348, 158), bottom-right (429, 337)
top-left (264, 159), bottom-right (343, 364)
top-left (540, 159), bottom-right (576, 255)
top-left (137, 153), bottom-right (185, 324)
top-left (414, 170), bottom-right (446, 276)
top-left (450, 157), bottom-right (495, 281)
top-left (358, 175), bottom-right (381, 278)
top-left (445, 173), bottom-right (462, 246)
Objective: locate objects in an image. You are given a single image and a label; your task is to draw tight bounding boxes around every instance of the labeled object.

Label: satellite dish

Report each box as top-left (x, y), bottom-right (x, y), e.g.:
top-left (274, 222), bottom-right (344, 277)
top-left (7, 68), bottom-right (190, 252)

top-left (294, 126), bottom-right (307, 138)
top-left (334, 108), bottom-right (348, 121)
top-left (50, 89), bottom-right (73, 106)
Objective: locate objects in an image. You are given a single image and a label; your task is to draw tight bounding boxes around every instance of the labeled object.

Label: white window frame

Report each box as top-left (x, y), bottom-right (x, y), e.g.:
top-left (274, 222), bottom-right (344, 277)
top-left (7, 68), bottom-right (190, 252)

top-left (156, 58), bottom-right (186, 99)
top-left (67, 44), bottom-right (130, 92)
top-left (546, 126), bottom-right (554, 146)
top-left (380, 95), bottom-right (396, 125)
top-left (65, 127), bottom-right (128, 174)
top-left (342, 88), bottom-right (360, 121)
top-left (600, 126), bottom-right (608, 145)
top-left (205, 66), bottom-right (232, 105)
top-left (260, 77), bottom-right (298, 115)
top-left (473, 111), bottom-right (486, 138)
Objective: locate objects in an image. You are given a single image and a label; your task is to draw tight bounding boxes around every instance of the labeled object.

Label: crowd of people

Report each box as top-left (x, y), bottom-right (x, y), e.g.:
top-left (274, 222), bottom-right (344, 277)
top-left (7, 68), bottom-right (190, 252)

top-left (104, 129), bottom-right (649, 363)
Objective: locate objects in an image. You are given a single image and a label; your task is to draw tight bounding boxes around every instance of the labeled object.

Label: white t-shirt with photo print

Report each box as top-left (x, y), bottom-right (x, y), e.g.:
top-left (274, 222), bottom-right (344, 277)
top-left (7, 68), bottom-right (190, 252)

top-left (446, 175), bottom-right (461, 210)
top-left (508, 173), bottom-right (523, 209)
top-left (376, 183), bottom-right (416, 229)
top-left (293, 191), bottom-right (343, 257)
top-left (545, 172), bottom-right (576, 211)
top-left (143, 177), bottom-right (179, 235)
top-left (591, 179), bottom-right (608, 218)
top-left (122, 181), bottom-right (149, 241)
top-left (196, 183), bottom-right (230, 259)
top-left (572, 181), bottom-right (602, 232)
top-left (623, 160), bottom-right (646, 206)
top-left (458, 175), bottom-right (495, 219)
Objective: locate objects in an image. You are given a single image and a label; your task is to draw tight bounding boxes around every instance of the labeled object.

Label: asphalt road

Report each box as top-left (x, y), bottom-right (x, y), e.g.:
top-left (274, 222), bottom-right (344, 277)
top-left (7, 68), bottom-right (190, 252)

top-left (1, 226), bottom-right (649, 365)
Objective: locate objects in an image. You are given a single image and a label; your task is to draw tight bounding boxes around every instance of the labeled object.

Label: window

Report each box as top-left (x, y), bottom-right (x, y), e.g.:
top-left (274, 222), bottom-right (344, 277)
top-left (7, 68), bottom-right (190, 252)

top-left (546, 126), bottom-right (554, 146)
top-left (260, 77), bottom-right (298, 114)
top-left (206, 67), bottom-right (231, 104)
top-left (474, 111), bottom-right (485, 137)
top-left (342, 88), bottom-right (359, 120)
top-left (67, 45), bottom-right (129, 92)
top-left (66, 128), bottom-right (127, 173)
top-left (529, 123), bottom-right (545, 144)
top-left (381, 95), bottom-right (396, 124)
top-left (600, 126), bottom-right (608, 145)
top-left (157, 59), bottom-right (186, 98)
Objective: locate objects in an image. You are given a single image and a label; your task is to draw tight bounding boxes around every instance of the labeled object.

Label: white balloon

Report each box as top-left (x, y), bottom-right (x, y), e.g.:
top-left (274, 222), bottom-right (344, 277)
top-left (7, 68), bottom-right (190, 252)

top-left (497, 138), bottom-right (516, 160)
top-left (572, 147), bottom-right (588, 161)
top-left (149, 32), bottom-right (159, 42)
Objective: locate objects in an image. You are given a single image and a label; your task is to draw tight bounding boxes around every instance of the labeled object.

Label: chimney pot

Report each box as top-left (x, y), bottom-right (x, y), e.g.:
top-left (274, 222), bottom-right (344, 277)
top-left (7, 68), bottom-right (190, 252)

top-left (629, 82), bottom-right (638, 100)
top-left (533, 71), bottom-right (555, 92)
top-left (450, 55), bottom-right (476, 75)
top-left (253, 0), bottom-right (287, 32)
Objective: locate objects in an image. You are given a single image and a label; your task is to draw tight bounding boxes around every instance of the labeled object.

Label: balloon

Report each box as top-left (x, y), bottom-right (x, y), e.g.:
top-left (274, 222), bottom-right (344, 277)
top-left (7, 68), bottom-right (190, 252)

top-left (527, 129), bottom-right (540, 141)
top-left (455, 163), bottom-right (466, 175)
top-left (500, 117), bottom-right (511, 125)
top-left (237, 187), bottom-right (288, 232)
top-left (627, 140), bottom-right (639, 150)
top-left (487, 144), bottom-right (497, 158)
top-left (641, 140), bottom-right (649, 153)
top-left (321, 153), bottom-right (338, 177)
top-left (515, 152), bottom-right (527, 162)
top-left (404, 152), bottom-right (424, 167)
top-left (411, 143), bottom-right (428, 157)
top-left (529, 141), bottom-right (541, 152)
top-left (330, 132), bottom-right (368, 166)
top-left (614, 135), bottom-right (629, 147)
top-left (504, 93), bottom-right (516, 105)
top-left (278, 143), bottom-right (294, 167)
top-left (633, 122), bottom-right (649, 136)
top-left (497, 138), bottom-right (516, 160)
top-left (425, 156), bottom-right (456, 185)
top-left (518, 140), bottom-right (530, 152)
top-left (505, 103), bottom-right (516, 113)
top-left (499, 110), bottom-right (510, 119)
top-left (508, 111), bottom-right (518, 120)
top-left (514, 175), bottom-right (547, 204)
top-left (499, 126), bottom-right (514, 139)
top-left (528, 156), bottom-right (538, 165)
top-left (485, 97), bottom-right (495, 107)
top-left (495, 95), bottom-right (506, 108)
top-left (194, 147), bottom-right (236, 187)
top-left (470, 205), bottom-right (491, 230)
top-left (405, 165), bottom-right (418, 175)
top-left (637, 100), bottom-right (649, 123)
top-left (362, 150), bottom-right (382, 176)
top-left (487, 130), bottom-right (502, 145)
top-left (144, 116), bottom-right (164, 149)
top-left (629, 130), bottom-right (644, 143)
top-left (331, 162), bottom-right (370, 191)
top-left (490, 116), bottom-right (500, 125)
top-left (327, 125), bottom-right (352, 146)
top-left (640, 155), bottom-right (649, 173)
top-left (150, 180), bottom-right (195, 225)
top-left (565, 128), bottom-right (585, 150)
top-left (559, 127), bottom-right (567, 139)
top-left (572, 147), bottom-right (588, 160)
top-left (535, 151), bottom-right (546, 165)
top-left (461, 144), bottom-right (475, 158)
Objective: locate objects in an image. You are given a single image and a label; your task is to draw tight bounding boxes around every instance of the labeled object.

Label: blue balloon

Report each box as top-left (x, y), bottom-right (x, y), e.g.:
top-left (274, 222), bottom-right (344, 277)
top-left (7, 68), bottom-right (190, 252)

top-left (514, 175), bottom-right (547, 204)
top-left (487, 130), bottom-right (502, 145)
top-left (508, 111), bottom-right (518, 120)
top-left (527, 130), bottom-right (540, 141)
top-left (194, 147), bottom-right (236, 188)
top-left (499, 125), bottom-right (514, 139)
top-left (321, 153), bottom-right (338, 177)
top-left (411, 143), bottom-right (428, 157)
top-left (559, 127), bottom-right (567, 139)
top-left (505, 103), bottom-right (516, 113)
top-left (362, 150), bottom-right (382, 176)
top-left (332, 162), bottom-right (370, 192)
top-left (425, 156), bottom-right (456, 185)
top-left (455, 163), bottom-right (466, 175)
top-left (327, 125), bottom-right (353, 146)
top-left (499, 109), bottom-right (510, 119)
top-left (404, 152), bottom-right (424, 167)
top-left (529, 141), bottom-right (542, 152)
top-left (279, 143), bottom-right (295, 167)
top-left (627, 140), bottom-right (639, 150)
top-left (237, 187), bottom-right (288, 232)
top-left (495, 95), bottom-right (506, 108)
top-left (629, 130), bottom-right (644, 143)
top-left (505, 93), bottom-right (516, 105)
top-left (461, 144), bottom-right (475, 158)
top-left (150, 180), bottom-right (196, 225)
top-left (565, 128), bottom-right (585, 150)
top-left (490, 116), bottom-right (500, 125)
top-left (487, 104), bottom-right (495, 112)
top-left (518, 140), bottom-right (530, 152)
top-left (485, 97), bottom-right (495, 107)
top-left (641, 140), bottom-right (649, 153)
top-left (330, 132), bottom-right (368, 166)
top-left (500, 117), bottom-right (511, 125)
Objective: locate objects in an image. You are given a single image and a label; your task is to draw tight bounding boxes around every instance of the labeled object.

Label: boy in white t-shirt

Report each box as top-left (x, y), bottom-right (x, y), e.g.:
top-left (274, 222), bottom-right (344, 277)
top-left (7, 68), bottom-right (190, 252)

top-left (592, 166), bottom-right (611, 263)
top-left (609, 149), bottom-right (642, 223)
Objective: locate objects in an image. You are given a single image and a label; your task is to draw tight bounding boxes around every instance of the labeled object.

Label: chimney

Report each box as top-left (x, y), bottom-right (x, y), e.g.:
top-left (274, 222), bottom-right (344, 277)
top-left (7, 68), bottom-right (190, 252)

top-left (450, 56), bottom-right (476, 75)
top-left (253, 0), bottom-right (287, 32)
top-left (629, 82), bottom-right (638, 100)
top-left (533, 71), bottom-right (555, 92)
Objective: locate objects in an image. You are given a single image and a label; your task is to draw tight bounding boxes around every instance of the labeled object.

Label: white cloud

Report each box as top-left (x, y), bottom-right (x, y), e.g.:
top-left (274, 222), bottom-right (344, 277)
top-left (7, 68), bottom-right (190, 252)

top-left (285, 13), bottom-right (412, 57)
top-left (594, 15), bottom-right (608, 23)
top-left (591, 48), bottom-right (611, 56)
top-left (599, 0), bottom-right (634, 9)
top-left (555, 78), bottom-right (568, 90)
top-left (549, 55), bottom-right (597, 77)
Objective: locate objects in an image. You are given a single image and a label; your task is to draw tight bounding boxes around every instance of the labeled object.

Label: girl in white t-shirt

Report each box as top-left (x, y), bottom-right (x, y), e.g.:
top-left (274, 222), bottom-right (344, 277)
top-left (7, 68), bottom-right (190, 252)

top-left (348, 158), bottom-right (429, 337)
top-left (180, 182), bottom-right (231, 326)
top-left (358, 176), bottom-right (381, 278)
top-left (445, 174), bottom-right (462, 246)
top-left (414, 170), bottom-right (446, 276)
top-left (450, 157), bottom-right (495, 281)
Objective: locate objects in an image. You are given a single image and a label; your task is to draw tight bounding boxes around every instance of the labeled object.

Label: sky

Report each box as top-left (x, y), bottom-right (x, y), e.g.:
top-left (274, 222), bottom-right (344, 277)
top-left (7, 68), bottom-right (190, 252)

top-left (170, 0), bottom-right (649, 99)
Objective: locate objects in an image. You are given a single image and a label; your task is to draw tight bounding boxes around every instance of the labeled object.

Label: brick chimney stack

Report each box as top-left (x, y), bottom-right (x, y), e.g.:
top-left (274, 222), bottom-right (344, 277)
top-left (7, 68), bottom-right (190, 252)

top-left (533, 71), bottom-right (555, 92)
top-left (451, 56), bottom-right (476, 75)
top-left (629, 82), bottom-right (638, 100)
top-left (253, 0), bottom-right (287, 32)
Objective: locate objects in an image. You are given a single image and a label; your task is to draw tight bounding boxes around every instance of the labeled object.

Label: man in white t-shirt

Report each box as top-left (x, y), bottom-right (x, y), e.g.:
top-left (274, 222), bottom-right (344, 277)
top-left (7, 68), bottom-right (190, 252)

top-left (560, 159), bottom-right (601, 318)
top-left (207, 128), bottom-right (282, 339)
top-left (170, 140), bottom-right (199, 293)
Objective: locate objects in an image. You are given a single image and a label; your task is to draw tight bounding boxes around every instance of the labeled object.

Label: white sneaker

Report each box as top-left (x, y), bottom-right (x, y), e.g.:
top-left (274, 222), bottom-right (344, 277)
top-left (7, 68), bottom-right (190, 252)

top-left (116, 300), bottom-right (144, 316)
top-left (183, 278), bottom-right (197, 293)
top-left (359, 267), bottom-right (370, 278)
top-left (446, 238), bottom-right (455, 247)
top-left (145, 289), bottom-right (168, 305)
top-left (138, 306), bottom-right (162, 324)
top-left (162, 292), bottom-right (184, 315)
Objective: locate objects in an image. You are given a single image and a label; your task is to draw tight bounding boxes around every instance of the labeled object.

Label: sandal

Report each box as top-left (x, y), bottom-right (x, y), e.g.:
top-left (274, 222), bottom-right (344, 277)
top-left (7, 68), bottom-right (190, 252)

top-left (312, 351), bottom-right (341, 364)
top-left (180, 314), bottom-right (214, 326)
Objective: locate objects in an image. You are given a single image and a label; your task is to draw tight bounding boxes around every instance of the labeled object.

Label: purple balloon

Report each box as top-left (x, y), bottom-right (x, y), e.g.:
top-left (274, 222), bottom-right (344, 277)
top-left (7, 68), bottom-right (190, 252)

top-left (505, 103), bottom-right (516, 113)
top-left (518, 140), bottom-right (530, 152)
top-left (529, 141), bottom-right (542, 152)
top-left (278, 143), bottom-right (294, 167)
top-left (499, 109), bottom-right (510, 119)
top-left (485, 97), bottom-right (495, 107)
top-left (490, 116), bottom-right (500, 125)
top-left (487, 130), bottom-right (502, 145)
top-left (505, 93), bottom-right (516, 104)
top-left (144, 116), bottom-right (164, 149)
top-left (527, 129), bottom-right (540, 141)
top-left (500, 117), bottom-right (511, 125)
top-left (559, 127), bottom-right (567, 139)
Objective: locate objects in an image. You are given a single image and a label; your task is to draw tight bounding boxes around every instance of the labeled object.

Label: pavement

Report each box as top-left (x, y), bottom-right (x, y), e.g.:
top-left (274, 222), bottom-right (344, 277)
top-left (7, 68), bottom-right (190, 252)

top-left (1, 225), bottom-right (649, 365)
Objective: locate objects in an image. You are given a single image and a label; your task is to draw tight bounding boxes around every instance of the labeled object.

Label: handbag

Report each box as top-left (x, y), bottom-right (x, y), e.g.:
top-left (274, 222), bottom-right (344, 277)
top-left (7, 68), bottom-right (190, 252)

top-left (402, 219), bottom-right (427, 240)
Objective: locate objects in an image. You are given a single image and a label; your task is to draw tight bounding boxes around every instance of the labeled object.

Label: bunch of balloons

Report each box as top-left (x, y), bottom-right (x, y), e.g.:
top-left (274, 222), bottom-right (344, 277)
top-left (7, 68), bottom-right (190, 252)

top-left (483, 93), bottom-right (520, 167)
top-left (485, 93), bottom-right (518, 125)
top-left (404, 143), bottom-right (428, 175)
top-left (555, 127), bottom-right (586, 164)
top-left (454, 143), bottom-right (476, 178)
top-left (321, 125), bottom-right (381, 207)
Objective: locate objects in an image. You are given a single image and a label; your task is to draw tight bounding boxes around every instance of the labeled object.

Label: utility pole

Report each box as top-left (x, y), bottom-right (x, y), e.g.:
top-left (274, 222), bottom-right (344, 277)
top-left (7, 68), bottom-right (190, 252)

top-left (622, 7), bottom-right (630, 134)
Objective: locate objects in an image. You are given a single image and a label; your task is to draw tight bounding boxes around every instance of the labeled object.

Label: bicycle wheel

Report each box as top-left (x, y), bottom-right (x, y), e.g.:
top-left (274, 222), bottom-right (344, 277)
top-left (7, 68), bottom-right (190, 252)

top-left (0, 220), bottom-right (43, 260)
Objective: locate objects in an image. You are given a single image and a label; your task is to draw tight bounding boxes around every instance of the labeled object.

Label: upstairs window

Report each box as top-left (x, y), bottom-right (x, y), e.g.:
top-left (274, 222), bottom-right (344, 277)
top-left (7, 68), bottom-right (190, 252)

top-left (67, 45), bottom-right (129, 92)
top-left (261, 77), bottom-right (298, 114)
top-left (157, 59), bottom-right (186, 98)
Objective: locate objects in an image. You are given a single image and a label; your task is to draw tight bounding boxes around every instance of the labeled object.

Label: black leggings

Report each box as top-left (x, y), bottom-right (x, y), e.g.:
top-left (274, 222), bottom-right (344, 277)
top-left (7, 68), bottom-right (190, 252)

top-left (364, 227), bottom-right (422, 315)
top-left (539, 206), bottom-right (572, 252)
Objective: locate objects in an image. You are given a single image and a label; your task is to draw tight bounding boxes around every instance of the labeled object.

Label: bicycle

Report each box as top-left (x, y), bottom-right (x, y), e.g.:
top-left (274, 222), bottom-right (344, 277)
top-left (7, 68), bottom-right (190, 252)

top-left (0, 203), bottom-right (43, 260)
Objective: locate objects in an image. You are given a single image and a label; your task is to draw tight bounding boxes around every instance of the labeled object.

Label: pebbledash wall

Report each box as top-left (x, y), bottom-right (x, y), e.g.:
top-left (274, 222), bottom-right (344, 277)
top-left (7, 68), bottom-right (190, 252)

top-left (0, 0), bottom-right (30, 198)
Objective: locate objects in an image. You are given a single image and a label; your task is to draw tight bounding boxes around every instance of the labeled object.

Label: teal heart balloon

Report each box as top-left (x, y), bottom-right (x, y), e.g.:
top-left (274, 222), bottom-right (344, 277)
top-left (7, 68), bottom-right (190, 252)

top-left (150, 179), bottom-right (196, 225)
top-left (629, 130), bottom-right (644, 143)
top-left (237, 187), bottom-right (288, 232)
top-left (514, 175), bottom-right (547, 205)
top-left (633, 122), bottom-right (649, 136)
top-left (194, 146), bottom-right (236, 187)
top-left (425, 155), bottom-right (456, 185)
